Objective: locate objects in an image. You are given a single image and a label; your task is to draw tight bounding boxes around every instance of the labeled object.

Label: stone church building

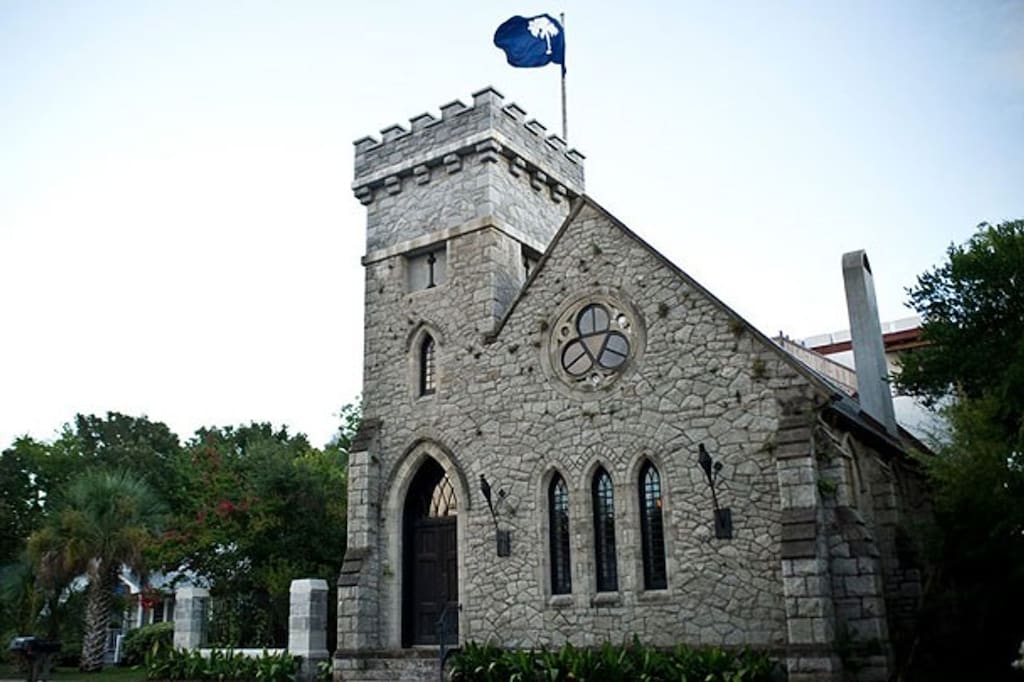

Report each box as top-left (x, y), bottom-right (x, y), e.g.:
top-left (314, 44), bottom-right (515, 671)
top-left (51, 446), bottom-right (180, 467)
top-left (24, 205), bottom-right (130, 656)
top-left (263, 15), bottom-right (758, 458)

top-left (334, 87), bottom-right (929, 682)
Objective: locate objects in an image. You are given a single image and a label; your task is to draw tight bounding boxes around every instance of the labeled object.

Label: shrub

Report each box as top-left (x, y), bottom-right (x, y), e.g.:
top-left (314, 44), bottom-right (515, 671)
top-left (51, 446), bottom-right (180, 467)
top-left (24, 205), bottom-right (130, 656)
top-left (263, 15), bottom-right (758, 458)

top-left (144, 645), bottom-right (300, 681)
top-left (123, 622), bottom-right (174, 666)
top-left (449, 638), bottom-right (777, 682)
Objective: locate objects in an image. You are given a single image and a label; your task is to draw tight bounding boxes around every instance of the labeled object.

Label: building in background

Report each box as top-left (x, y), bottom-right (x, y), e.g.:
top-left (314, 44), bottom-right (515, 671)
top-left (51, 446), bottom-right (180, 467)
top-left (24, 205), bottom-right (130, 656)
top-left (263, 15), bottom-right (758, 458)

top-left (778, 317), bottom-right (946, 443)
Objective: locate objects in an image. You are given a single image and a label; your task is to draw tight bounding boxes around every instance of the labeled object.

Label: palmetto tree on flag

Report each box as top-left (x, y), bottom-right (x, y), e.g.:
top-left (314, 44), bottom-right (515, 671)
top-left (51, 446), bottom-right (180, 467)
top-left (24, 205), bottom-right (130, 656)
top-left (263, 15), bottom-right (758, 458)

top-left (527, 16), bottom-right (560, 55)
top-left (493, 13), bottom-right (569, 140)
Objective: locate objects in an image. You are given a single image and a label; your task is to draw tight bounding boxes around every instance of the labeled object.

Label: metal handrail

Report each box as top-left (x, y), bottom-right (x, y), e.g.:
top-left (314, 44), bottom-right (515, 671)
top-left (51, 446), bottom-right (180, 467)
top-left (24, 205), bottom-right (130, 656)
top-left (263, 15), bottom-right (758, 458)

top-left (436, 602), bottom-right (460, 681)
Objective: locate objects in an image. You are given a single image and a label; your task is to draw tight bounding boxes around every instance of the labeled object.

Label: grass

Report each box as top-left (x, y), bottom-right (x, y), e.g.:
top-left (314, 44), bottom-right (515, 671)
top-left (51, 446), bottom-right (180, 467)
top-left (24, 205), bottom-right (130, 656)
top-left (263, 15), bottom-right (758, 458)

top-left (0, 663), bottom-right (147, 681)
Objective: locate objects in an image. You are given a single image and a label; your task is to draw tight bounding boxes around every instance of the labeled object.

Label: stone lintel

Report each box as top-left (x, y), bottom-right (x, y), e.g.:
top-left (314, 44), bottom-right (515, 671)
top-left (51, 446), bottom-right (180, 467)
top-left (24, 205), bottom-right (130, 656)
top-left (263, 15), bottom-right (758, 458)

top-left (782, 539), bottom-right (818, 559)
top-left (777, 426), bottom-right (812, 444)
top-left (776, 441), bottom-right (811, 459)
top-left (782, 507), bottom-right (817, 524)
top-left (779, 415), bottom-right (813, 430)
top-left (782, 522), bottom-right (817, 542)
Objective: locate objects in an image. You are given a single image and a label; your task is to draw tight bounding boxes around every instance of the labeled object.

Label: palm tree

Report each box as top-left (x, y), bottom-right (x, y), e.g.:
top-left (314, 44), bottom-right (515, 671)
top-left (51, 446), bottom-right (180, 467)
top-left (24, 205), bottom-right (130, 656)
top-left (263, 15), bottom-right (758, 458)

top-left (29, 470), bottom-right (166, 672)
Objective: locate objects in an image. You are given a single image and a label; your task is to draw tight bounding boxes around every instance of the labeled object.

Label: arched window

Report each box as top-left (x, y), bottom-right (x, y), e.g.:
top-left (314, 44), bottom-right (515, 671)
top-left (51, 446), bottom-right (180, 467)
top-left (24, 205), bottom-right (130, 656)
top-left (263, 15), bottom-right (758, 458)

top-left (592, 467), bottom-right (618, 592)
top-left (419, 334), bottom-right (436, 396)
top-left (549, 473), bottom-right (572, 595)
top-left (639, 461), bottom-right (667, 590)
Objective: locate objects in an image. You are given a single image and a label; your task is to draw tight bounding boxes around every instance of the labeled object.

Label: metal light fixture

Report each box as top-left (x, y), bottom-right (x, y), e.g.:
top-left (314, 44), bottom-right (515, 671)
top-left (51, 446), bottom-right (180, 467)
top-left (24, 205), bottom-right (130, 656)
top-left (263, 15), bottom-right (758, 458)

top-left (698, 443), bottom-right (733, 539)
top-left (479, 474), bottom-right (511, 556)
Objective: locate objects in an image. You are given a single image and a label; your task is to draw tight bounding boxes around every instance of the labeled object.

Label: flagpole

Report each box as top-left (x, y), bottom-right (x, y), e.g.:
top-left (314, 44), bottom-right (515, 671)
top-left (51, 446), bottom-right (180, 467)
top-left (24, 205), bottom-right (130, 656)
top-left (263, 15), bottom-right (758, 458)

top-left (560, 12), bottom-right (568, 142)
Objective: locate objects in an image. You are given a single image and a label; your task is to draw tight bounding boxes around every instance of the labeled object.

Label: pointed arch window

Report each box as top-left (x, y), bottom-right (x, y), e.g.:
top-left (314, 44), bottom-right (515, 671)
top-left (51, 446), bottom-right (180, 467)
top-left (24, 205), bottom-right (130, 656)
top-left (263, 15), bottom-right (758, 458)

top-left (419, 334), bottom-right (436, 396)
top-left (592, 467), bottom-right (618, 592)
top-left (549, 473), bottom-right (572, 595)
top-left (639, 461), bottom-right (667, 590)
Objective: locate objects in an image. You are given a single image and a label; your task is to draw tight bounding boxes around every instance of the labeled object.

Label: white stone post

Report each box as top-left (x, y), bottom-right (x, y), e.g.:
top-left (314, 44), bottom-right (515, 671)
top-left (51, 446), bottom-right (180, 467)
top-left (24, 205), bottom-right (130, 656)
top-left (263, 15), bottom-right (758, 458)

top-left (172, 587), bottom-right (209, 650)
top-left (289, 578), bottom-right (329, 682)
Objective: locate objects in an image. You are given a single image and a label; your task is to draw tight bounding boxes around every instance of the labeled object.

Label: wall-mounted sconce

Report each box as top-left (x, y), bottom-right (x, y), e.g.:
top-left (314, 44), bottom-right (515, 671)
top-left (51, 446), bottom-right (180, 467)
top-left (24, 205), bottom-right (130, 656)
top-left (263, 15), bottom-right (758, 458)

top-left (479, 474), bottom-right (511, 556)
top-left (698, 443), bottom-right (733, 539)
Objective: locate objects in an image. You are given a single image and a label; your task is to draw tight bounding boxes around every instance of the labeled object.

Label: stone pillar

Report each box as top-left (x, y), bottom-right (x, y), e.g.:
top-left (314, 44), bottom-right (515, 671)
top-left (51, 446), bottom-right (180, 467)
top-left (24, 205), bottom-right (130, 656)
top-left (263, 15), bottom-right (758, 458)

top-left (289, 579), bottom-right (329, 682)
top-left (775, 415), bottom-right (843, 682)
top-left (172, 587), bottom-right (209, 650)
top-left (337, 419), bottom-right (382, 654)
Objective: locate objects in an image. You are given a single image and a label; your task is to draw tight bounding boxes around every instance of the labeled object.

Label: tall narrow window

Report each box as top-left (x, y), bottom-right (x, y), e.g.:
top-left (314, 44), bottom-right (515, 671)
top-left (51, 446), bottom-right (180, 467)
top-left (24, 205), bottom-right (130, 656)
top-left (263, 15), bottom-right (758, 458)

top-left (549, 474), bottom-right (572, 595)
top-left (406, 245), bottom-right (447, 292)
top-left (639, 461), bottom-right (667, 590)
top-left (426, 252), bottom-right (438, 288)
top-left (592, 467), bottom-right (618, 592)
top-left (419, 334), bottom-right (436, 396)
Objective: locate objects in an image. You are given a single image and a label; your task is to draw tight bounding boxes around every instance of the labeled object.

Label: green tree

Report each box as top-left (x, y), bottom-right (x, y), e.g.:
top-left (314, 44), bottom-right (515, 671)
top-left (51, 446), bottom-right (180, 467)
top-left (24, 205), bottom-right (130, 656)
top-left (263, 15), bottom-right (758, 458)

top-left (324, 400), bottom-right (363, 466)
top-left (896, 219), bottom-right (1024, 444)
top-left (896, 219), bottom-right (1024, 680)
top-left (60, 412), bottom-right (184, 504)
top-left (158, 414), bottom-right (356, 647)
top-left (0, 437), bottom-right (49, 566)
top-left (28, 470), bottom-right (166, 672)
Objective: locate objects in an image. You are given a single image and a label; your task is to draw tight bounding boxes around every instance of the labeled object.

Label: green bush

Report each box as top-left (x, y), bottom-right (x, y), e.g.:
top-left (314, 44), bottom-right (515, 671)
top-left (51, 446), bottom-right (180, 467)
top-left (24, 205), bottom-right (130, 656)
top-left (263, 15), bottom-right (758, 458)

top-left (449, 638), bottom-right (777, 682)
top-left (123, 622), bottom-right (174, 666)
top-left (144, 644), bottom-right (300, 681)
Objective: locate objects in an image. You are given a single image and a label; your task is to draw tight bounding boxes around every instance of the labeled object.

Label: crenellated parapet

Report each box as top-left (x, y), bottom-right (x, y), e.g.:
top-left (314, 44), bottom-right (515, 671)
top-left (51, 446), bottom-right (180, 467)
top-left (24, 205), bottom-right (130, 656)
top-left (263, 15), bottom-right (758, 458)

top-left (351, 86), bottom-right (584, 210)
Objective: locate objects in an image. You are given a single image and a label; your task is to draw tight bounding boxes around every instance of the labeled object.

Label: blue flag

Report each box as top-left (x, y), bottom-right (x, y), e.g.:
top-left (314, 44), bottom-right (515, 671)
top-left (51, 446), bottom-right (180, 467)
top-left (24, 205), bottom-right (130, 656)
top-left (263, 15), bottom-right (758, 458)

top-left (494, 14), bottom-right (565, 74)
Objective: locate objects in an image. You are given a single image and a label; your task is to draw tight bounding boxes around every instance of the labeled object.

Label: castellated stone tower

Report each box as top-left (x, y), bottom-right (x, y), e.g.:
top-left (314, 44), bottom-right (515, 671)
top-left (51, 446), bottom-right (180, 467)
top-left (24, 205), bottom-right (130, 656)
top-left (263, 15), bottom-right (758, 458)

top-left (337, 88), bottom-right (584, 670)
top-left (352, 86), bottom-right (584, 337)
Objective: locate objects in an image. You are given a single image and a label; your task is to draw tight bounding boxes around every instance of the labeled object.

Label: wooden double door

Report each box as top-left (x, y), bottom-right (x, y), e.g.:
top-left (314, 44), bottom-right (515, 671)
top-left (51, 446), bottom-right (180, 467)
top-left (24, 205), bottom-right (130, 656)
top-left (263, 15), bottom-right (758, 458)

top-left (403, 459), bottom-right (459, 646)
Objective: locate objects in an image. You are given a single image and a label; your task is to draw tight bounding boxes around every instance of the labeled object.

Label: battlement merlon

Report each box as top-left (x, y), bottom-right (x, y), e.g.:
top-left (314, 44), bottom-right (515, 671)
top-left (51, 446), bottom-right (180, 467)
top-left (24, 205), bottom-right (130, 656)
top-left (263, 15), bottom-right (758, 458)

top-left (351, 86), bottom-right (585, 201)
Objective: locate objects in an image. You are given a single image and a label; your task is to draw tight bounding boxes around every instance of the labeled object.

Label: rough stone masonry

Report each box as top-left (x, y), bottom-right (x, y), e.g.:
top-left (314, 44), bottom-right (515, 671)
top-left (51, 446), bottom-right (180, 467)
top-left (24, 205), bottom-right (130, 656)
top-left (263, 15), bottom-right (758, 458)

top-left (334, 87), bottom-right (930, 682)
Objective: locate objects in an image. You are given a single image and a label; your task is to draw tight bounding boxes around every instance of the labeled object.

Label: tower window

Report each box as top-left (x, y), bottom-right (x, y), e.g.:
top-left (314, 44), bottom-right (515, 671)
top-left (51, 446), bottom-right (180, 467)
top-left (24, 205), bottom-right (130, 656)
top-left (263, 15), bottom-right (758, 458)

top-left (549, 473), bottom-right (572, 595)
top-left (419, 334), bottom-right (436, 396)
top-left (639, 461), bottom-right (667, 590)
top-left (592, 467), bottom-right (618, 592)
top-left (406, 244), bottom-right (447, 292)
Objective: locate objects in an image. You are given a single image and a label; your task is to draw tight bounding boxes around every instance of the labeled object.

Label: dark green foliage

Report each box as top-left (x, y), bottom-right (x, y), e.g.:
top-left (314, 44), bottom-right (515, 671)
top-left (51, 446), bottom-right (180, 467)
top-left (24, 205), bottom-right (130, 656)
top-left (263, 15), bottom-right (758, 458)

top-left (908, 397), bottom-right (1024, 681)
top-left (894, 219), bottom-right (1024, 681)
top-left (123, 622), bottom-right (174, 666)
top-left (449, 639), bottom-right (776, 682)
top-left (29, 469), bottom-right (167, 671)
top-left (896, 219), bottom-right (1024, 444)
top-left (0, 438), bottom-right (49, 566)
top-left (159, 418), bottom-right (353, 647)
top-left (68, 413), bottom-right (184, 498)
top-left (207, 592), bottom-right (277, 649)
top-left (145, 645), bottom-right (299, 681)
top-left (3, 402), bottom-right (358, 666)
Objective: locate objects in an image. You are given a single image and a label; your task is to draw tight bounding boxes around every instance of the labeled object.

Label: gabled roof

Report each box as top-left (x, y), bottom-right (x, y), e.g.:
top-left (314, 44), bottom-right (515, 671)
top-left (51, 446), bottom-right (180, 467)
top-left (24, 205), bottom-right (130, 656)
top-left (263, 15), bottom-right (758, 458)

top-left (488, 194), bottom-right (919, 458)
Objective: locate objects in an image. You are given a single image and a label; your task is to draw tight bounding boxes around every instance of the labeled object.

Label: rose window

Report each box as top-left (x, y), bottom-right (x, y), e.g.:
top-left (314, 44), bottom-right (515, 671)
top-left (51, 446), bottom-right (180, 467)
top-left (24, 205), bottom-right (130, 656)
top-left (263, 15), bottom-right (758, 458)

top-left (560, 304), bottom-right (630, 375)
top-left (546, 294), bottom-right (642, 394)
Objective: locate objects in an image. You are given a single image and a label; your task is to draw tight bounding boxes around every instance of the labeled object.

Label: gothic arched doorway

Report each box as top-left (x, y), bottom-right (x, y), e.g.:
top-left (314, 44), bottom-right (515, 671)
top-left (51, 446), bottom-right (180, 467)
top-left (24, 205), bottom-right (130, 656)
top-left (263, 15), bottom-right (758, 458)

top-left (402, 458), bottom-right (459, 646)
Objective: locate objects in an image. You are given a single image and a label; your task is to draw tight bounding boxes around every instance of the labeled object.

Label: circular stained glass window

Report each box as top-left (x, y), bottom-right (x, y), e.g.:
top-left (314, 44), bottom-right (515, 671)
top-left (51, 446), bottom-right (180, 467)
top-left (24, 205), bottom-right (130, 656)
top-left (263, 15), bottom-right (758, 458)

top-left (560, 304), bottom-right (631, 375)
top-left (546, 293), bottom-right (643, 395)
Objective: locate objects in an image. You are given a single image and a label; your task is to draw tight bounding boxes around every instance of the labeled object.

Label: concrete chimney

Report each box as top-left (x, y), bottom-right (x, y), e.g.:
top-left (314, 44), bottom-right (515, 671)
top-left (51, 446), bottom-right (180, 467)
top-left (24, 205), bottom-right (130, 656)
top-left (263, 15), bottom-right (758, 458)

top-left (842, 250), bottom-right (899, 435)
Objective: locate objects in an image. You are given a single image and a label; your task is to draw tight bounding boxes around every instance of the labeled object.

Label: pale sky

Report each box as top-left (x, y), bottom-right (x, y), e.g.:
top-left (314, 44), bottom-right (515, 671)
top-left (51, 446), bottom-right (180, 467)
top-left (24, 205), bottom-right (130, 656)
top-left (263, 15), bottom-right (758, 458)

top-left (1, 1), bottom-right (1021, 449)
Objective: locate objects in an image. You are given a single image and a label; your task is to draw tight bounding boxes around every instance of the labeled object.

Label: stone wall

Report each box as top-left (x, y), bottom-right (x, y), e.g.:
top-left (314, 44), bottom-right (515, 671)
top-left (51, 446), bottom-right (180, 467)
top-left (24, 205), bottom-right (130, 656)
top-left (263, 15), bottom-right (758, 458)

top-left (339, 91), bottom-right (929, 682)
top-left (344, 200), bottom-right (836, 659)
